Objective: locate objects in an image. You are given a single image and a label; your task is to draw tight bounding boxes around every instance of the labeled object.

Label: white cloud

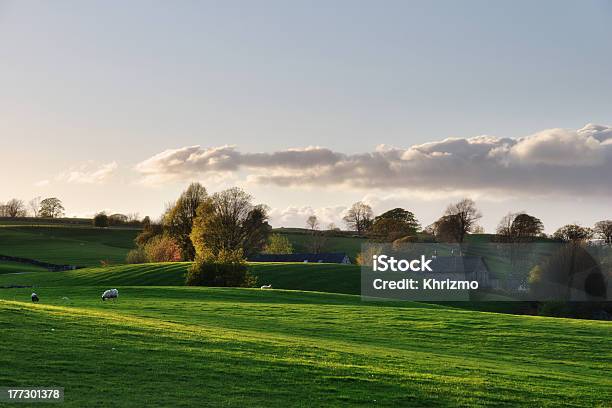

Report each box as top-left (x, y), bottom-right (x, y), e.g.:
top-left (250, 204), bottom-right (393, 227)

top-left (134, 124), bottom-right (612, 196)
top-left (34, 179), bottom-right (50, 187)
top-left (57, 162), bottom-right (118, 184)
top-left (269, 205), bottom-right (348, 228)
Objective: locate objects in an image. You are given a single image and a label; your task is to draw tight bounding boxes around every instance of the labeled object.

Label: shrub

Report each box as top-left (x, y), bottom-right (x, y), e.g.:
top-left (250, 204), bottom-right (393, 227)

top-left (144, 235), bottom-right (182, 262)
top-left (126, 248), bottom-right (147, 264)
top-left (186, 249), bottom-right (256, 287)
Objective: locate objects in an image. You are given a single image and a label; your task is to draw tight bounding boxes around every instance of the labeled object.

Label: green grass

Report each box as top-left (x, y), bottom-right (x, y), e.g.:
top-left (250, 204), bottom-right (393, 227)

top-left (0, 262), bottom-right (360, 293)
top-left (0, 260), bottom-right (48, 275)
top-left (277, 231), bottom-right (366, 260)
top-left (1, 285), bottom-right (610, 407)
top-left (0, 226), bottom-right (138, 266)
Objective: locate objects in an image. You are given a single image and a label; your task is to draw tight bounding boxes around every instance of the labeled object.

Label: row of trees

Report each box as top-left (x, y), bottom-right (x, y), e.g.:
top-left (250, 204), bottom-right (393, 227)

top-left (0, 197), bottom-right (65, 218)
top-left (340, 198), bottom-right (611, 245)
top-left (92, 212), bottom-right (143, 228)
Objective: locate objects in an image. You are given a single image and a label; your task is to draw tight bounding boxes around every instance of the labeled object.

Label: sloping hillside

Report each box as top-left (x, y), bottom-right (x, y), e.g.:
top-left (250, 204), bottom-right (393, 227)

top-left (1, 286), bottom-right (610, 407)
top-left (0, 226), bottom-right (138, 266)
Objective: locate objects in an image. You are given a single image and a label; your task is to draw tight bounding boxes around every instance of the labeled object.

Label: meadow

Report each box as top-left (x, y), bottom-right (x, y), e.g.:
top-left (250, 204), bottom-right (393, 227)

top-left (0, 225), bottom-right (139, 266)
top-left (1, 283), bottom-right (610, 407)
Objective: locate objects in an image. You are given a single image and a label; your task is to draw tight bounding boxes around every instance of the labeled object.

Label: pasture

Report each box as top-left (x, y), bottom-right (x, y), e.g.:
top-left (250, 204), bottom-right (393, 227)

top-left (0, 226), bottom-right (139, 266)
top-left (1, 284), bottom-right (611, 407)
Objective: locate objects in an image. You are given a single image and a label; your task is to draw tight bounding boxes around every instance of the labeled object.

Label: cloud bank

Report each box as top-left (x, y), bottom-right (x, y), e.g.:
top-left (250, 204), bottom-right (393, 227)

top-left (135, 124), bottom-right (612, 196)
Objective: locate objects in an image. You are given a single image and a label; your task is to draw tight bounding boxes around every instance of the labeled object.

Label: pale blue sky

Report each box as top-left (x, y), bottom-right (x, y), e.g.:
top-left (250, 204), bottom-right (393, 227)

top-left (1, 0), bottom-right (611, 231)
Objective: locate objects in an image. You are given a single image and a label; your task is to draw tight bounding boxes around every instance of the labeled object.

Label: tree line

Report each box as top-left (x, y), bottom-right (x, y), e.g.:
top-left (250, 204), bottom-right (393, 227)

top-left (0, 197), bottom-right (65, 218)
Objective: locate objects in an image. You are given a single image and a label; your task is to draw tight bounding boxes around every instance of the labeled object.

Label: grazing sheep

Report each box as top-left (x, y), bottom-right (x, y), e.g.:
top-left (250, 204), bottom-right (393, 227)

top-left (260, 284), bottom-right (272, 289)
top-left (31, 293), bottom-right (39, 302)
top-left (101, 288), bottom-right (119, 301)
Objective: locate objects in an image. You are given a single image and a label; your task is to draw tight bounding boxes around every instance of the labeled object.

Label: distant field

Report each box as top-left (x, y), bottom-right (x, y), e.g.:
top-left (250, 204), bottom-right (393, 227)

top-left (0, 226), bottom-right (138, 266)
top-left (0, 260), bottom-right (48, 275)
top-left (276, 230), bottom-right (366, 260)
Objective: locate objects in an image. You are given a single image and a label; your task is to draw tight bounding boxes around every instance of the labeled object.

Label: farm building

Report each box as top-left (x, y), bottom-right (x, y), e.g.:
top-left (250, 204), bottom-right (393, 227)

top-left (428, 256), bottom-right (491, 288)
top-left (250, 253), bottom-right (352, 264)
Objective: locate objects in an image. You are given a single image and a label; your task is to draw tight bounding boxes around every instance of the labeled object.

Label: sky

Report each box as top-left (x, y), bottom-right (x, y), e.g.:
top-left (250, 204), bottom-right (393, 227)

top-left (1, 0), bottom-right (611, 233)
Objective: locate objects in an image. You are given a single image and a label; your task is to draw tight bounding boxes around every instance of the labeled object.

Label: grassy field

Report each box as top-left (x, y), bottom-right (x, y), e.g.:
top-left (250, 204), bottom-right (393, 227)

top-left (275, 229), bottom-right (366, 260)
top-left (0, 262), bottom-right (360, 293)
top-left (0, 226), bottom-right (138, 266)
top-left (1, 283), bottom-right (610, 407)
top-left (0, 260), bottom-right (48, 275)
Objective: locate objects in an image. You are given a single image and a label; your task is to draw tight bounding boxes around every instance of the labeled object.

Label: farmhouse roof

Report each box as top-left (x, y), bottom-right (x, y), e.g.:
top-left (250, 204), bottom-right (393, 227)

top-left (249, 252), bottom-right (350, 264)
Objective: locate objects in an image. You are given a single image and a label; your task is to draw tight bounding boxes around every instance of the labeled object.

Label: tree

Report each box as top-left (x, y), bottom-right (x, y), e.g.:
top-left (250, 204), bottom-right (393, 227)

top-left (108, 213), bottom-right (128, 225)
top-left (4, 199), bottom-right (26, 218)
top-left (93, 212), bottom-right (109, 227)
top-left (430, 214), bottom-right (463, 243)
top-left (593, 220), bottom-right (612, 244)
top-left (263, 234), bottom-right (294, 254)
top-left (39, 198), bottom-right (64, 218)
top-left (343, 202), bottom-right (373, 235)
top-left (327, 223), bottom-right (340, 231)
top-left (305, 215), bottom-right (327, 253)
top-left (369, 208), bottom-right (420, 242)
top-left (553, 224), bottom-right (593, 243)
top-left (496, 212), bottom-right (544, 242)
top-left (190, 187), bottom-right (271, 258)
top-left (306, 215), bottom-right (319, 231)
top-left (186, 248), bottom-right (256, 287)
top-left (143, 235), bottom-right (182, 262)
top-left (164, 182), bottom-right (208, 260)
top-left (444, 198), bottom-right (482, 242)
top-left (29, 197), bottom-right (41, 217)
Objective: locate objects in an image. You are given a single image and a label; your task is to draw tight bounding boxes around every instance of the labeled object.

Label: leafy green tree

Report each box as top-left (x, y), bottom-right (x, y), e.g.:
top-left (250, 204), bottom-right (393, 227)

top-left (553, 224), bottom-right (593, 242)
top-left (430, 214), bottom-right (463, 243)
top-left (93, 212), bottom-right (109, 227)
top-left (39, 197), bottom-right (65, 218)
top-left (497, 212), bottom-right (544, 242)
top-left (263, 234), bottom-right (294, 254)
top-left (370, 208), bottom-right (420, 241)
top-left (164, 182), bottom-right (208, 260)
top-left (190, 187), bottom-right (271, 259)
top-left (186, 248), bottom-right (256, 287)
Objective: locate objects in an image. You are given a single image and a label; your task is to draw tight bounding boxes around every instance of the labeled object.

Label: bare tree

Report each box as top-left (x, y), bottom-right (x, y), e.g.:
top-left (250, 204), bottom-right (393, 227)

top-left (444, 198), bottom-right (482, 242)
top-left (593, 220), bottom-right (612, 244)
top-left (327, 222), bottom-right (340, 231)
top-left (4, 199), bottom-right (26, 218)
top-left (29, 197), bottom-right (41, 217)
top-left (306, 215), bottom-right (319, 231)
top-left (343, 202), bottom-right (373, 235)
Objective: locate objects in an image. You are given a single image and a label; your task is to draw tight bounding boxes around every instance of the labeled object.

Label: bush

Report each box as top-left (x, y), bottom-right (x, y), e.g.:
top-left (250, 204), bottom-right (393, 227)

top-left (186, 249), bottom-right (256, 287)
top-left (143, 235), bottom-right (182, 262)
top-left (126, 248), bottom-right (147, 264)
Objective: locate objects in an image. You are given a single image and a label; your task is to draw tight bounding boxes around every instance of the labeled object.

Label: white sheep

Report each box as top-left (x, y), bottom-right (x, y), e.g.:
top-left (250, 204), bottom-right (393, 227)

top-left (101, 288), bottom-right (119, 301)
top-left (260, 284), bottom-right (272, 289)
